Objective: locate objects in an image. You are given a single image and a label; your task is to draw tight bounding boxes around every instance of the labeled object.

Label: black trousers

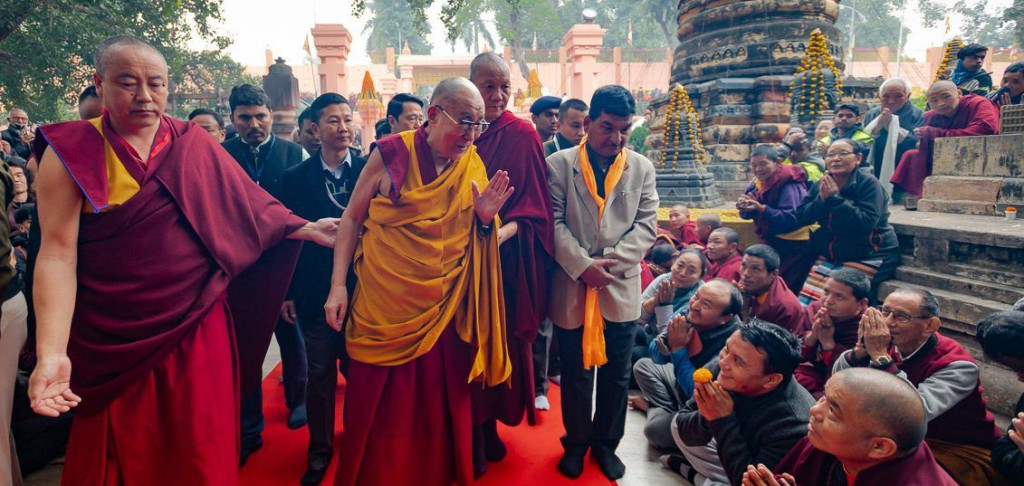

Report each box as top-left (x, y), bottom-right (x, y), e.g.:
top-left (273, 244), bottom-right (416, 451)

top-left (241, 318), bottom-right (307, 443)
top-left (298, 312), bottom-right (347, 470)
top-left (555, 320), bottom-right (637, 453)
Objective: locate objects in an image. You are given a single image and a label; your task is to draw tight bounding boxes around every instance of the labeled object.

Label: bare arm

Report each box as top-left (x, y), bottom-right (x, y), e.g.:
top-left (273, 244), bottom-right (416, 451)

top-left (28, 147), bottom-right (84, 415)
top-left (323, 150), bottom-right (388, 330)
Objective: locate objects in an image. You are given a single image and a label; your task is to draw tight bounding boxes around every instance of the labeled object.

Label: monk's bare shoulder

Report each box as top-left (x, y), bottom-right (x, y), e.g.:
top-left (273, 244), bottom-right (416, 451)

top-left (362, 149), bottom-right (390, 197)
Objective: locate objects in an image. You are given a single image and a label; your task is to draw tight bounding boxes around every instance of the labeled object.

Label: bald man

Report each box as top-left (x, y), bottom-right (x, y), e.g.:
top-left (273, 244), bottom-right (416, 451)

top-left (743, 368), bottom-right (956, 485)
top-left (324, 77), bottom-right (514, 486)
top-left (890, 80), bottom-right (1000, 198)
top-left (28, 35), bottom-right (337, 485)
top-left (466, 52), bottom-right (555, 476)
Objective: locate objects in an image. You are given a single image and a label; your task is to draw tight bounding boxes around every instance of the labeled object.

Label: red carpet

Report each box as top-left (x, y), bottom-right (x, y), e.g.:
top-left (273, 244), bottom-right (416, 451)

top-left (239, 364), bottom-right (616, 485)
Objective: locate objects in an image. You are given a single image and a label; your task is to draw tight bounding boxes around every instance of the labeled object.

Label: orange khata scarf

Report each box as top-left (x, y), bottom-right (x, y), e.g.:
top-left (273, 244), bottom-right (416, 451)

top-left (346, 131), bottom-right (511, 386)
top-left (577, 136), bottom-right (626, 368)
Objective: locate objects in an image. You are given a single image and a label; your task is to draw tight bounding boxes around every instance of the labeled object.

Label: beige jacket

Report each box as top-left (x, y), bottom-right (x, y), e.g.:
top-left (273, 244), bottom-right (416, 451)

top-left (546, 145), bottom-right (659, 329)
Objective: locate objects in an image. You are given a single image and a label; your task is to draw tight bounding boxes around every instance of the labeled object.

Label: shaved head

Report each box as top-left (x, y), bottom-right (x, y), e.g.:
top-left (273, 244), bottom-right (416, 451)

top-left (430, 77), bottom-right (483, 107)
top-left (469, 52), bottom-right (510, 81)
top-left (837, 369), bottom-right (927, 453)
top-left (927, 80), bottom-right (958, 96)
top-left (95, 35), bottom-right (166, 78)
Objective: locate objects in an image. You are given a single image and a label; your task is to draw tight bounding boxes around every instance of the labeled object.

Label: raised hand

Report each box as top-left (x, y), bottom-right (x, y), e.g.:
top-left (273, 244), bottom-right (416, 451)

top-left (818, 174), bottom-right (839, 200)
top-left (694, 380), bottom-right (734, 422)
top-left (666, 314), bottom-right (693, 352)
top-left (29, 355), bottom-right (81, 417)
top-left (861, 306), bottom-right (892, 360)
top-left (742, 464), bottom-right (795, 486)
top-left (656, 278), bottom-right (674, 305)
top-left (473, 170), bottom-right (514, 225)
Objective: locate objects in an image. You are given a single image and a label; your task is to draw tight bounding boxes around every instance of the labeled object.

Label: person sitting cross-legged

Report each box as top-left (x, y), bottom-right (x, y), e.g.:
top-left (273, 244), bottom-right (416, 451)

top-left (742, 368), bottom-right (957, 486)
top-left (833, 288), bottom-right (1011, 486)
top-left (631, 278), bottom-right (742, 451)
top-left (793, 268), bottom-right (870, 398)
top-left (665, 319), bottom-right (814, 486)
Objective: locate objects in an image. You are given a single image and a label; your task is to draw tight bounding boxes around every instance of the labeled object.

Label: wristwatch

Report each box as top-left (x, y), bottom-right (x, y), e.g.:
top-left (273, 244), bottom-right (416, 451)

top-left (870, 355), bottom-right (893, 369)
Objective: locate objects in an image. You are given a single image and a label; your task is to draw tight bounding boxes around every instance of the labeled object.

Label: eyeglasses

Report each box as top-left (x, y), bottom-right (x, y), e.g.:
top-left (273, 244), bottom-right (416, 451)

top-left (876, 306), bottom-right (931, 324)
top-left (824, 151), bottom-right (855, 159)
top-left (436, 106), bottom-right (489, 134)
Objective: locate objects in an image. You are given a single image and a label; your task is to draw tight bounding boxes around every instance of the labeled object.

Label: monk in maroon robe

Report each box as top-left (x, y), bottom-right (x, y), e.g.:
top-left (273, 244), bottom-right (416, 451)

top-left (743, 369), bottom-right (956, 486)
top-left (739, 245), bottom-right (809, 335)
top-left (27, 36), bottom-right (337, 486)
top-left (891, 81), bottom-right (999, 198)
top-left (468, 53), bottom-right (555, 472)
top-left (325, 77), bottom-right (514, 486)
top-left (703, 227), bottom-right (742, 284)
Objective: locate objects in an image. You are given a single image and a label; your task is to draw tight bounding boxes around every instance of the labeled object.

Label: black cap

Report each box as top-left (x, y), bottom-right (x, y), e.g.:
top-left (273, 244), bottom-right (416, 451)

top-left (530, 96), bottom-right (562, 115)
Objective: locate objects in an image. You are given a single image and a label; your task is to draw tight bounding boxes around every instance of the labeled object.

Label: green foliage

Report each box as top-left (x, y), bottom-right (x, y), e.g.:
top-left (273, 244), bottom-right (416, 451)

top-left (0, 0), bottom-right (248, 123)
top-left (835, 0), bottom-right (904, 49)
top-left (917, 0), bottom-right (1015, 47)
top-left (628, 124), bottom-right (650, 154)
top-left (362, 0), bottom-right (433, 57)
top-left (1006, 0), bottom-right (1024, 48)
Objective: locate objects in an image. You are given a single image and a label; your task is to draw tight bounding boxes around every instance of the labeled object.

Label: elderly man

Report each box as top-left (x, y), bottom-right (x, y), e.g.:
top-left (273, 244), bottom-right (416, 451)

top-left (467, 52), bottom-right (555, 475)
top-left (547, 85), bottom-right (659, 479)
top-left (891, 80), bottom-right (1000, 198)
top-left (27, 35), bottom-right (338, 485)
top-left (1, 109), bottom-right (32, 160)
top-left (324, 77), bottom-right (514, 486)
top-left (989, 62), bottom-right (1024, 108)
top-left (977, 311), bottom-right (1024, 483)
top-left (793, 268), bottom-right (871, 398)
top-left (78, 86), bottom-right (103, 120)
top-left (739, 245), bottom-right (808, 335)
top-left (530, 95), bottom-right (561, 142)
top-left (863, 78), bottom-right (925, 193)
top-left (743, 368), bottom-right (957, 486)
top-left (703, 228), bottom-right (742, 284)
top-left (544, 98), bottom-right (588, 157)
top-left (632, 279), bottom-right (741, 451)
top-left (834, 288), bottom-right (1009, 486)
top-left (667, 320), bottom-right (814, 486)
top-left (386, 93), bottom-right (424, 134)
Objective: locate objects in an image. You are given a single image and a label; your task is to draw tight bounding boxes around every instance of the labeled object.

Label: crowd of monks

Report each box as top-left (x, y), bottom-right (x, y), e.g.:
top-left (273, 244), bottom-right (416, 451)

top-left (1, 34), bottom-right (1023, 486)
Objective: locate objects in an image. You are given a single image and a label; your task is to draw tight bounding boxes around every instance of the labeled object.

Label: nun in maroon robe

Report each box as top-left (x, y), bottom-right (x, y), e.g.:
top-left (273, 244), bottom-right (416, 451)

top-left (471, 109), bottom-right (555, 455)
top-left (34, 115), bottom-right (304, 485)
top-left (891, 93), bottom-right (999, 197)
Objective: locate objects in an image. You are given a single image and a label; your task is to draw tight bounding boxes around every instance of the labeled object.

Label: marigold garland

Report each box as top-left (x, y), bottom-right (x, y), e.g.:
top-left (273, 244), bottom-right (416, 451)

top-left (933, 37), bottom-right (964, 84)
top-left (659, 84), bottom-right (708, 170)
top-left (789, 29), bottom-right (842, 123)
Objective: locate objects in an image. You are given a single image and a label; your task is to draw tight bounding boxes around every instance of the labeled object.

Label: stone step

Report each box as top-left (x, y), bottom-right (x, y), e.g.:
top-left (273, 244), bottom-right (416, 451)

top-left (893, 266), bottom-right (1024, 306)
top-left (878, 280), bottom-right (1012, 337)
top-left (918, 199), bottom-right (996, 216)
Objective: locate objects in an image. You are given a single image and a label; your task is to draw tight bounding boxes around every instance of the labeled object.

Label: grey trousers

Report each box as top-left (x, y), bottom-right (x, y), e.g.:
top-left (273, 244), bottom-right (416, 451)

top-left (633, 357), bottom-right (682, 450)
top-left (671, 419), bottom-right (729, 486)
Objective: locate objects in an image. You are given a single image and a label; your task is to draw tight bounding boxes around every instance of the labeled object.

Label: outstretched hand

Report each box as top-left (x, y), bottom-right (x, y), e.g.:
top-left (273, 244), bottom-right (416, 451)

top-left (473, 170), bottom-right (514, 225)
top-left (29, 355), bottom-right (81, 417)
top-left (309, 218), bottom-right (340, 248)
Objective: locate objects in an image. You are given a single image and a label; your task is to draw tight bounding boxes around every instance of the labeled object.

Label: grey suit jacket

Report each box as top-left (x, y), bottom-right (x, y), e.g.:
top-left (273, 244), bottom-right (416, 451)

top-left (546, 145), bottom-right (659, 329)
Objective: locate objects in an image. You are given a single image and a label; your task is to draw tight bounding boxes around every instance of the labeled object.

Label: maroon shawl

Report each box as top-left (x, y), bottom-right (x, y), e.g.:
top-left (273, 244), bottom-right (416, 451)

top-left (471, 110), bottom-right (554, 426)
top-left (891, 94), bottom-right (1000, 196)
top-left (36, 117), bottom-right (304, 413)
top-left (773, 437), bottom-right (957, 485)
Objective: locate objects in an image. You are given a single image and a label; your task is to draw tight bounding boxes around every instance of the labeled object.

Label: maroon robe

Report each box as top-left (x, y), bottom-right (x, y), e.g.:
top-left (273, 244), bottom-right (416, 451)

top-left (891, 94), bottom-right (1000, 197)
top-left (772, 437), bottom-right (957, 485)
top-left (794, 301), bottom-right (862, 398)
top-left (35, 116), bottom-right (304, 484)
top-left (704, 252), bottom-right (742, 284)
top-left (746, 276), bottom-right (809, 335)
top-left (470, 110), bottom-right (554, 426)
top-left (336, 126), bottom-right (476, 486)
top-left (680, 221), bottom-right (701, 247)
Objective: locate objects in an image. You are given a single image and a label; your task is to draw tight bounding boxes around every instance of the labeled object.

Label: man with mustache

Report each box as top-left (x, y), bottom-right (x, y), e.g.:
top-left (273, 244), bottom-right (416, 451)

top-left (222, 83), bottom-right (310, 462)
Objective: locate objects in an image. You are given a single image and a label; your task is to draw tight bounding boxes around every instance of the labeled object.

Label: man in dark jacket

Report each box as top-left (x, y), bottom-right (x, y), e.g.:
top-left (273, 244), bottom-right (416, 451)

top-left (973, 310), bottom-right (1024, 484)
top-left (274, 93), bottom-right (364, 486)
top-left (222, 83), bottom-right (310, 463)
top-left (666, 320), bottom-right (814, 486)
top-left (542, 98), bottom-right (587, 157)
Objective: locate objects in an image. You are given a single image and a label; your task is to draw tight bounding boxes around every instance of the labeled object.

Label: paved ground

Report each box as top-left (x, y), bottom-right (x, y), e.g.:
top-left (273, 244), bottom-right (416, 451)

top-left (24, 337), bottom-right (689, 485)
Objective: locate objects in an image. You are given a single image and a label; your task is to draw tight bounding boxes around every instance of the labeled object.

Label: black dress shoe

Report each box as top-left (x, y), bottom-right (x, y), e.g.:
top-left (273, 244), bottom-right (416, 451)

top-left (591, 446), bottom-right (625, 480)
top-left (557, 447), bottom-right (588, 478)
top-left (239, 436), bottom-right (264, 466)
top-left (300, 466), bottom-right (326, 486)
top-left (288, 404), bottom-right (308, 430)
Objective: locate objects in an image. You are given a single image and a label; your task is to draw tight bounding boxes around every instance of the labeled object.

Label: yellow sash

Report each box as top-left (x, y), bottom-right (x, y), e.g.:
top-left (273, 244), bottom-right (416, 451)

top-left (85, 117), bottom-right (140, 212)
top-left (346, 131), bottom-right (511, 386)
top-left (577, 136), bottom-right (626, 368)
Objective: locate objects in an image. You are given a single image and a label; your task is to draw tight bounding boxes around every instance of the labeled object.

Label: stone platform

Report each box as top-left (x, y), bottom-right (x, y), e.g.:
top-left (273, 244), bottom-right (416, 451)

top-left (884, 207), bottom-right (1024, 416)
top-left (921, 133), bottom-right (1024, 215)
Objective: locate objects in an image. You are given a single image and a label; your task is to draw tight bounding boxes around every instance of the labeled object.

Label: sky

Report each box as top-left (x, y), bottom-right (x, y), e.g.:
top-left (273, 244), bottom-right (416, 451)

top-left (207, 0), bottom-right (1014, 69)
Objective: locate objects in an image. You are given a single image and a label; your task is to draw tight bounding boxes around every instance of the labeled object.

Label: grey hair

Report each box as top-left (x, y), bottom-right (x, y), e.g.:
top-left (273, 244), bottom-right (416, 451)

top-left (879, 78), bottom-right (912, 96)
top-left (94, 35), bottom-right (166, 77)
top-left (469, 52), bottom-right (509, 81)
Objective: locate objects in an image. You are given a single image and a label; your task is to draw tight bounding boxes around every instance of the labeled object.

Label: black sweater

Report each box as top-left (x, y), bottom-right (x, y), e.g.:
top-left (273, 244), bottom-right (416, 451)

top-left (674, 362), bottom-right (816, 485)
top-left (992, 393), bottom-right (1024, 481)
